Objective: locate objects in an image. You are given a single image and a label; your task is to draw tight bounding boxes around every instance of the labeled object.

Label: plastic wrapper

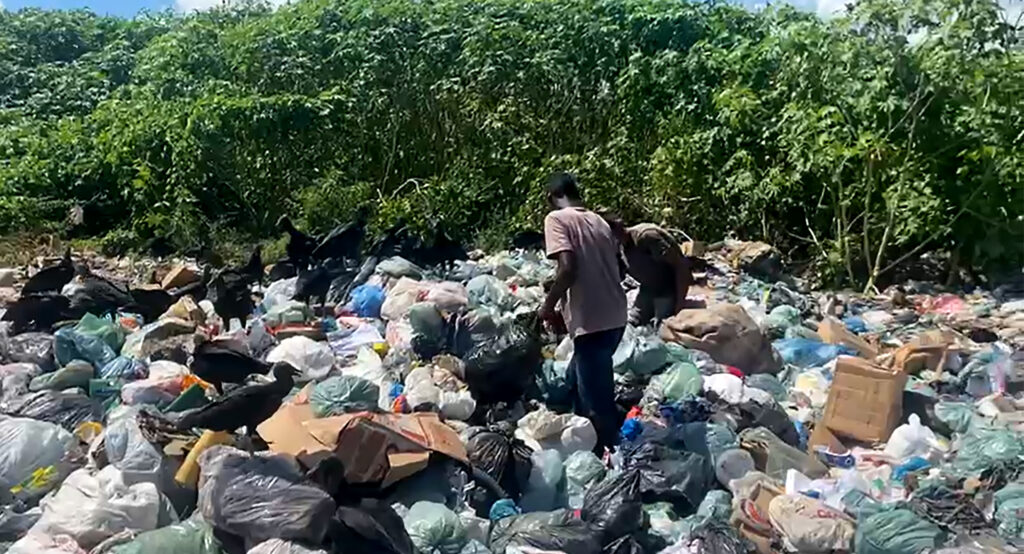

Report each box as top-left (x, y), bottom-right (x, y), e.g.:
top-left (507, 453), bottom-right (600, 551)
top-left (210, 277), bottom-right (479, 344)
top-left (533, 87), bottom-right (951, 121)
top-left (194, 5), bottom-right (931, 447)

top-left (31, 466), bottom-right (162, 550)
top-left (266, 336), bottom-right (335, 382)
top-left (773, 338), bottom-right (856, 368)
top-left (108, 516), bottom-right (221, 554)
top-left (198, 446), bottom-right (335, 545)
top-left (350, 283), bottom-right (387, 318)
top-left (564, 450), bottom-right (606, 509)
top-left (1, 389), bottom-right (103, 431)
top-left (29, 359), bottom-right (93, 391)
top-left (489, 509), bottom-right (603, 554)
top-left (403, 501), bottom-right (468, 554)
top-left (0, 363), bottom-right (41, 402)
top-left (310, 375), bottom-right (380, 417)
top-left (55, 325), bottom-right (117, 369)
top-left (5, 332), bottom-right (56, 371)
top-left (0, 416), bottom-right (74, 492)
top-left (581, 469), bottom-right (644, 542)
top-left (854, 508), bottom-right (945, 554)
top-left (519, 450), bottom-right (565, 513)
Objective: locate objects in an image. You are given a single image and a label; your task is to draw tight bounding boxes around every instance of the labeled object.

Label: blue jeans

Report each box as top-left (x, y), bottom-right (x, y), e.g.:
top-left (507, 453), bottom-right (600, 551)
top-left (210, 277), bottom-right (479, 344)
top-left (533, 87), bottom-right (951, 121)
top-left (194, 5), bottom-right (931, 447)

top-left (568, 326), bottom-right (625, 452)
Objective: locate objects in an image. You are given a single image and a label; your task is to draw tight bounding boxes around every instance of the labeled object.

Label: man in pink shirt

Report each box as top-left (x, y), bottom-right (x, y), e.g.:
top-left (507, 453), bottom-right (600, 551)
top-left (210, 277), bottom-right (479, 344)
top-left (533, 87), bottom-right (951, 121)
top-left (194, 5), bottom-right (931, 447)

top-left (540, 172), bottom-right (627, 452)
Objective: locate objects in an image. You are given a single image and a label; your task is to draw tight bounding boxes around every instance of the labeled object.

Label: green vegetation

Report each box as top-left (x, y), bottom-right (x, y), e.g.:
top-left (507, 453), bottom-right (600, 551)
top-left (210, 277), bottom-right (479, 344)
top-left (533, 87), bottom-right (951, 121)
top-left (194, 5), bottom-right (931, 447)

top-left (0, 0), bottom-right (1021, 287)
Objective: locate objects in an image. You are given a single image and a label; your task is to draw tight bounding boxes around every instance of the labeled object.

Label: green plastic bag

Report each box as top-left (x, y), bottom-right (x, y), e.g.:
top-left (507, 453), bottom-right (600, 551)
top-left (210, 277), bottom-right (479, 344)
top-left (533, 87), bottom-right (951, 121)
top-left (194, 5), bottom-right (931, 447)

top-left (109, 517), bottom-right (223, 554)
top-left (762, 305), bottom-right (801, 339)
top-left (659, 361), bottom-right (702, 401)
top-left (310, 375), bottom-right (380, 417)
top-left (665, 342), bottom-right (695, 365)
top-left (29, 360), bottom-right (94, 391)
top-left (951, 425), bottom-right (1024, 477)
top-left (629, 336), bottom-right (668, 375)
top-left (404, 501), bottom-right (467, 554)
top-left (994, 483), bottom-right (1024, 540)
top-left (855, 508), bottom-right (944, 554)
top-left (75, 313), bottom-right (126, 352)
top-left (934, 402), bottom-right (976, 434)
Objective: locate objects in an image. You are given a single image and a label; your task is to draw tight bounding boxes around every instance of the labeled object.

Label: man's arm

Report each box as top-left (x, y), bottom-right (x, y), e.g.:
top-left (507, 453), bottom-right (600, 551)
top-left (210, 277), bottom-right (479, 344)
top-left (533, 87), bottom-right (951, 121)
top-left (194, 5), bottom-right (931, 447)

top-left (542, 251), bottom-right (577, 321)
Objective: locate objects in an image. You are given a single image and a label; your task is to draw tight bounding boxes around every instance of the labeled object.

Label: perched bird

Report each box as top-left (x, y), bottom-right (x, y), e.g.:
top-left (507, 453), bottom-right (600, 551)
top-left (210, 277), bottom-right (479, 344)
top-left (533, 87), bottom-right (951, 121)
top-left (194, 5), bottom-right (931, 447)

top-left (294, 258), bottom-right (353, 306)
top-left (190, 338), bottom-right (270, 394)
top-left (311, 208), bottom-right (368, 263)
top-left (125, 287), bottom-right (175, 323)
top-left (175, 362), bottom-right (300, 439)
top-left (278, 215), bottom-right (318, 267)
top-left (1, 293), bottom-right (78, 333)
top-left (267, 260), bottom-right (298, 281)
top-left (206, 247), bottom-right (263, 324)
top-left (67, 265), bottom-right (134, 316)
top-left (21, 248), bottom-right (75, 295)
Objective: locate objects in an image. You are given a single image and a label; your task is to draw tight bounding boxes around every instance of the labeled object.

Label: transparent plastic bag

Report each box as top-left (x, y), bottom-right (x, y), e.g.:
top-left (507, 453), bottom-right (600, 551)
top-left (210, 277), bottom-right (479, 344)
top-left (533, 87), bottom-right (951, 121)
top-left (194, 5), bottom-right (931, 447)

top-left (1, 389), bottom-right (103, 431)
top-left (198, 446), bottom-right (335, 545)
top-left (403, 501), bottom-right (468, 554)
top-left (0, 363), bottom-right (41, 402)
top-left (563, 451), bottom-right (606, 510)
top-left (266, 336), bottom-right (335, 382)
top-left (0, 416), bottom-right (74, 492)
top-left (5, 332), bottom-right (56, 370)
top-left (103, 408), bottom-right (163, 486)
top-left (31, 466), bottom-right (162, 550)
top-left (519, 450), bottom-right (565, 513)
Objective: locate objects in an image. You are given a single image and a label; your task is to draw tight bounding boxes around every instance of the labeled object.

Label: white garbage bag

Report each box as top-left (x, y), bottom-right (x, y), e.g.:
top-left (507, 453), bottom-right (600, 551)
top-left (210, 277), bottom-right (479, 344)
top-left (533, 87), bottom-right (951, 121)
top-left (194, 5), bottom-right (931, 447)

top-left (31, 466), bottom-right (161, 549)
top-left (267, 336), bottom-right (335, 381)
top-left (884, 414), bottom-right (944, 461)
top-left (100, 407), bottom-right (164, 486)
top-left (0, 416), bottom-right (74, 491)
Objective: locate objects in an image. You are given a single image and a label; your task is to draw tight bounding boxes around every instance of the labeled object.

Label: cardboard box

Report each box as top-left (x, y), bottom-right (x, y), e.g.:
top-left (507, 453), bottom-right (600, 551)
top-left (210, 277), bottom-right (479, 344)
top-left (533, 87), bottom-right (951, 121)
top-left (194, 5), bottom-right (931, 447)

top-left (891, 329), bottom-right (955, 375)
top-left (817, 317), bottom-right (879, 359)
top-left (257, 400), bottom-right (468, 488)
top-left (731, 482), bottom-right (781, 554)
top-left (822, 356), bottom-right (907, 443)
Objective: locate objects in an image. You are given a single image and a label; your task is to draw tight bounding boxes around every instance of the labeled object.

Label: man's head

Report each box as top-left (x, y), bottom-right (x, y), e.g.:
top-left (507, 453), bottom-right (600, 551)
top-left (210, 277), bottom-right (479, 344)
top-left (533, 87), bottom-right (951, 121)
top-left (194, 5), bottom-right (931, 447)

top-left (546, 172), bottom-right (581, 208)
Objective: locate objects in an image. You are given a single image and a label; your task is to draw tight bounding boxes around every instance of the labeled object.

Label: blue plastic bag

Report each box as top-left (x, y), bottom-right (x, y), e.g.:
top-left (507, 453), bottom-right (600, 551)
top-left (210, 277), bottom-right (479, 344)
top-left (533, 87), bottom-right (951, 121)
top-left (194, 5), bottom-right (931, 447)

top-left (54, 326), bottom-right (117, 369)
top-left (773, 338), bottom-right (856, 368)
top-left (99, 356), bottom-right (148, 381)
top-left (350, 284), bottom-right (386, 318)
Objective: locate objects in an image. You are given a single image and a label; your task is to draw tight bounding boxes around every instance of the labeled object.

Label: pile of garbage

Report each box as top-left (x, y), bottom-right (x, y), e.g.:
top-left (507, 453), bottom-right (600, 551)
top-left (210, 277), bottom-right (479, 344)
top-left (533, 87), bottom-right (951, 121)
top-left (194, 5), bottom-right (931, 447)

top-left (0, 240), bottom-right (1022, 554)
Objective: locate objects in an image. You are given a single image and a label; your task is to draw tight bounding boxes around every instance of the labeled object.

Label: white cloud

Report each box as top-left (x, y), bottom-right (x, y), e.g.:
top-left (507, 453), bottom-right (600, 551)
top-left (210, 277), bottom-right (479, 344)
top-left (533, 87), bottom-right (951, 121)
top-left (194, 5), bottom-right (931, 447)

top-left (174, 0), bottom-right (289, 12)
top-left (816, 0), bottom-right (851, 18)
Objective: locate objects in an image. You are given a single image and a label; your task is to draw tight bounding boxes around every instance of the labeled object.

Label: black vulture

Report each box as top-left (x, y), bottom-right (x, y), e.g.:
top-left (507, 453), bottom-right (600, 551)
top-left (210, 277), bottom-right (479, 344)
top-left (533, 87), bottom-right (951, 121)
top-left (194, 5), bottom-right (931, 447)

top-left (125, 287), bottom-right (175, 323)
top-left (67, 265), bottom-right (134, 316)
top-left (267, 260), bottom-right (298, 281)
top-left (174, 362), bottom-right (300, 436)
top-left (1, 293), bottom-right (79, 333)
top-left (277, 215), bottom-right (317, 267)
top-left (206, 247), bottom-right (262, 324)
top-left (294, 258), bottom-right (352, 305)
top-left (311, 208), bottom-right (368, 263)
top-left (21, 248), bottom-right (75, 294)
top-left (190, 338), bottom-right (270, 394)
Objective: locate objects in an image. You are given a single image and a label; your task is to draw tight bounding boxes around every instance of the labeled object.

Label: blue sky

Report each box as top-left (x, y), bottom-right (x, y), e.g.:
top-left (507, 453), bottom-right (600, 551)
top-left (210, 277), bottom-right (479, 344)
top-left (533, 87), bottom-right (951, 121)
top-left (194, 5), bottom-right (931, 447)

top-left (0, 0), bottom-right (1019, 22)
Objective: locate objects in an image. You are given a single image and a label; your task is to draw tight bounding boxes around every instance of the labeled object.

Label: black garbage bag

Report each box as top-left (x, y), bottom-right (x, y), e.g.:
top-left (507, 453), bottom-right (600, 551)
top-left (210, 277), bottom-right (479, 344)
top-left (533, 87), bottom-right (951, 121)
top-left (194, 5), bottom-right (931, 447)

top-left (326, 499), bottom-right (415, 554)
top-left (464, 427), bottom-right (532, 515)
top-left (489, 509), bottom-right (603, 554)
top-left (715, 399), bottom-right (799, 448)
top-left (614, 374), bottom-right (647, 419)
top-left (463, 322), bottom-right (541, 405)
top-left (902, 390), bottom-right (954, 438)
top-left (687, 520), bottom-right (755, 554)
top-left (623, 442), bottom-right (714, 517)
top-left (4, 332), bottom-right (56, 371)
top-left (1, 390), bottom-right (103, 431)
top-left (581, 469), bottom-right (644, 544)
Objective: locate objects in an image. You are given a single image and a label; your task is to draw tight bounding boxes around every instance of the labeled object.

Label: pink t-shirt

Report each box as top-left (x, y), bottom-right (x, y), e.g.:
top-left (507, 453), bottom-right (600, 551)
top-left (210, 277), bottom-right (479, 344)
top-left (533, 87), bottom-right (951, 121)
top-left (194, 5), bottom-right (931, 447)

top-left (544, 207), bottom-right (627, 337)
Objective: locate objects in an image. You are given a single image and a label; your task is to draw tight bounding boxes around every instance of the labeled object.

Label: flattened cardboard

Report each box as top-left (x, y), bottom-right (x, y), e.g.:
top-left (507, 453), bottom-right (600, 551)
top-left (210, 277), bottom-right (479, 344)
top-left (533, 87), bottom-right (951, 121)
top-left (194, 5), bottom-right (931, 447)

top-left (817, 317), bottom-right (879, 359)
top-left (891, 329), bottom-right (956, 375)
top-left (258, 401), bottom-right (468, 488)
top-left (822, 356), bottom-right (907, 443)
